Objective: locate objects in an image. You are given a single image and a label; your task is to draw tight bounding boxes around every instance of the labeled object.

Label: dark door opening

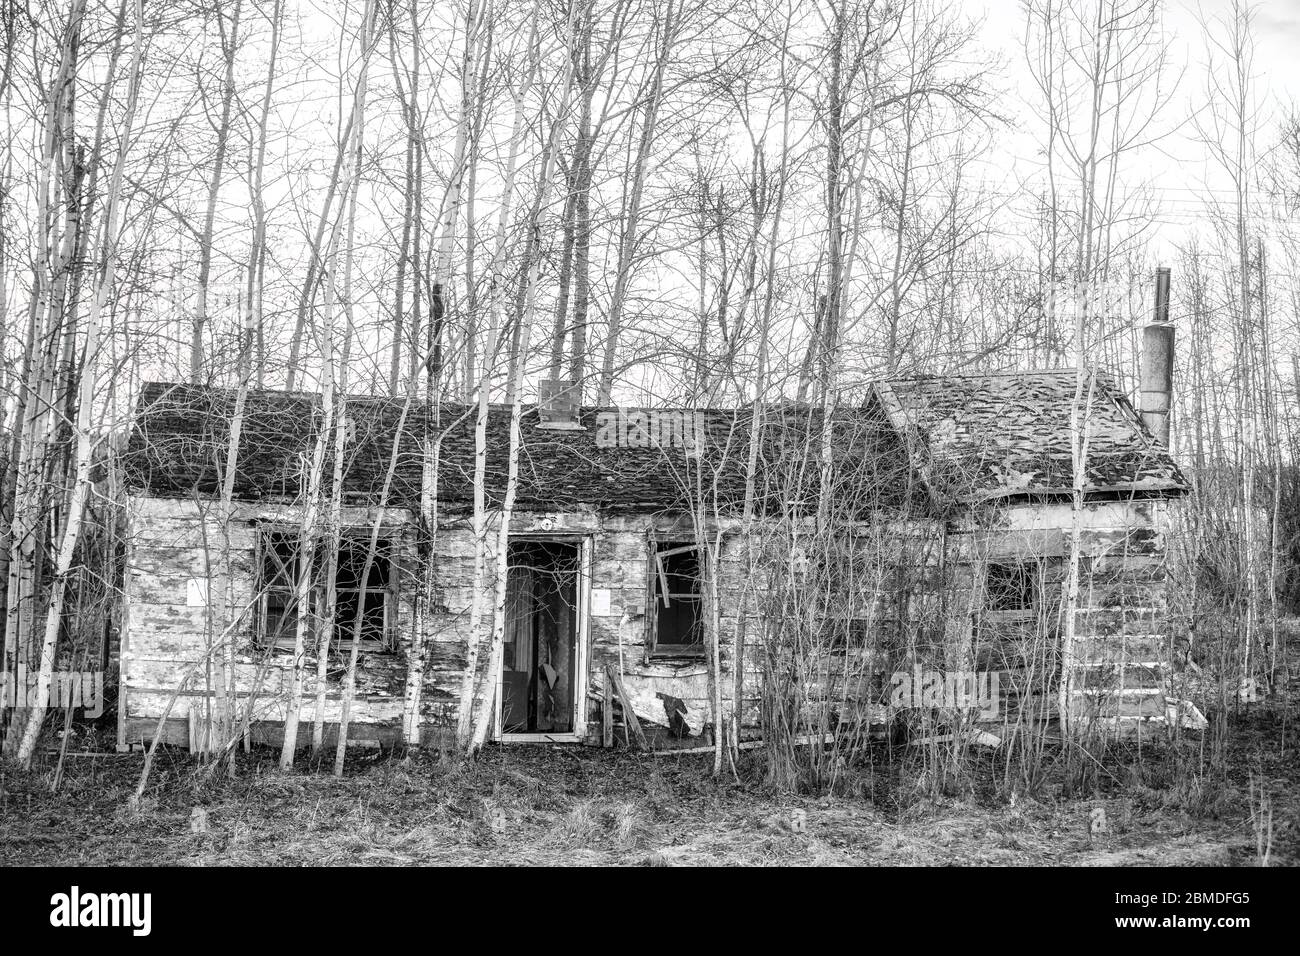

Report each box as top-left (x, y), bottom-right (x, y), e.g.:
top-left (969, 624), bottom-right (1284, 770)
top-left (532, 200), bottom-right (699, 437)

top-left (502, 540), bottom-right (580, 734)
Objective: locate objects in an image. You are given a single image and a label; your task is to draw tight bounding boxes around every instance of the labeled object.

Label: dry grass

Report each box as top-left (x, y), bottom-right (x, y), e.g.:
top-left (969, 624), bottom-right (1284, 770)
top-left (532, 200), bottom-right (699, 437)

top-left (2, 705), bottom-right (1298, 867)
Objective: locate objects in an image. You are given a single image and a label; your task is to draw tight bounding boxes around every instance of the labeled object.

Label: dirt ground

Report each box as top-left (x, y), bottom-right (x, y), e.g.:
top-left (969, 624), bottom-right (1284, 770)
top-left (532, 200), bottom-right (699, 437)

top-left (2, 703), bottom-right (1297, 866)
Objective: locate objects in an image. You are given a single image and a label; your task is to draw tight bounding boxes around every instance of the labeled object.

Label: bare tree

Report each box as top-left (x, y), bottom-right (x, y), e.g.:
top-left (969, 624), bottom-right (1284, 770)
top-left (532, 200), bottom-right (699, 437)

top-left (8, 0), bottom-right (145, 767)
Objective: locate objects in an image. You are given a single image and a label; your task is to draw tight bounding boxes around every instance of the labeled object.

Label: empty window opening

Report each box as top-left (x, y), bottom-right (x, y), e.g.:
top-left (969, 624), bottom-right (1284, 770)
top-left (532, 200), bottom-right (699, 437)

top-left (257, 529), bottom-right (396, 652)
top-left (649, 543), bottom-right (705, 659)
top-left (259, 530), bottom-right (302, 648)
top-left (502, 540), bottom-right (580, 735)
top-left (986, 562), bottom-right (1035, 613)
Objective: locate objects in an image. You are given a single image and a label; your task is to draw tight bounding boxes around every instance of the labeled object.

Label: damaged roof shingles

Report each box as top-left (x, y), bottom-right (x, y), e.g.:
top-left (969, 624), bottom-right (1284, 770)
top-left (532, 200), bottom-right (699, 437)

top-left (875, 371), bottom-right (1187, 502)
top-left (122, 372), bottom-right (1185, 515)
top-left (124, 383), bottom-right (913, 515)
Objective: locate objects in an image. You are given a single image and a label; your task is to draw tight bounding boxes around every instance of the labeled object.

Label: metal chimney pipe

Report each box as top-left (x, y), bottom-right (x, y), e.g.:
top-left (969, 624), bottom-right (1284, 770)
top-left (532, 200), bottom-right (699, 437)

top-left (1140, 267), bottom-right (1175, 447)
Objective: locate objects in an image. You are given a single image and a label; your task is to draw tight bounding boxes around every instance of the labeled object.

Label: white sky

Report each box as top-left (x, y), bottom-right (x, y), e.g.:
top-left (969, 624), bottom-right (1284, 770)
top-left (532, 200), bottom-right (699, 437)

top-left (968, 0), bottom-right (1300, 264)
top-left (10, 0), bottom-right (1293, 404)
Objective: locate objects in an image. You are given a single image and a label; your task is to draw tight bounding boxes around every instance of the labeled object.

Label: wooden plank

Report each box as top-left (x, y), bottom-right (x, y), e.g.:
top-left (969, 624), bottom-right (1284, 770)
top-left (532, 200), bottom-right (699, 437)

top-left (605, 664), bottom-right (648, 750)
top-left (602, 675), bottom-right (614, 748)
top-left (649, 732), bottom-right (837, 755)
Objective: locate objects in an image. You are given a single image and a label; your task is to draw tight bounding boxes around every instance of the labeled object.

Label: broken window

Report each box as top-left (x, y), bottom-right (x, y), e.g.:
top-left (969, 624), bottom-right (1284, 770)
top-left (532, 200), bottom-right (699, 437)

top-left (648, 543), bottom-right (705, 658)
top-left (258, 530), bottom-right (303, 648)
top-left (332, 537), bottom-right (394, 646)
top-left (985, 562), bottom-right (1035, 613)
top-left (256, 529), bottom-right (396, 652)
top-left (819, 617), bottom-right (873, 648)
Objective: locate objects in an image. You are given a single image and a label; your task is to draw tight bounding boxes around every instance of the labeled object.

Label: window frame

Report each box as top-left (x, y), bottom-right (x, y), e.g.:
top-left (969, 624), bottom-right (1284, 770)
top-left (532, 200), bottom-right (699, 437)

top-left (256, 528), bottom-right (306, 651)
top-left (330, 536), bottom-right (398, 651)
top-left (983, 561), bottom-right (1038, 617)
top-left (254, 526), bottom-right (399, 654)
top-left (646, 541), bottom-right (706, 660)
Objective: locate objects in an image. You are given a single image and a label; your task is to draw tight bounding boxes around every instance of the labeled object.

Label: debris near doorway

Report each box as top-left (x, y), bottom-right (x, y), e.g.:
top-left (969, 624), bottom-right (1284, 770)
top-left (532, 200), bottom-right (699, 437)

top-left (656, 692), bottom-right (691, 738)
top-left (604, 665), bottom-right (648, 750)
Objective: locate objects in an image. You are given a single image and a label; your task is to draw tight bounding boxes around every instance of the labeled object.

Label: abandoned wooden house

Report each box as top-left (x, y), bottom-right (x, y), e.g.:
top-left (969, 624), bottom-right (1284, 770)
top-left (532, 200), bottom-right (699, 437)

top-left (115, 363), bottom-right (1187, 752)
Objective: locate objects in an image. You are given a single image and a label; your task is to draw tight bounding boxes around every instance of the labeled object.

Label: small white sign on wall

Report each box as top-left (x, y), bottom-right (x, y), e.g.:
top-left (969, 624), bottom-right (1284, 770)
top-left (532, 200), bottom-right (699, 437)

top-left (186, 577), bottom-right (210, 607)
top-left (590, 588), bottom-right (612, 617)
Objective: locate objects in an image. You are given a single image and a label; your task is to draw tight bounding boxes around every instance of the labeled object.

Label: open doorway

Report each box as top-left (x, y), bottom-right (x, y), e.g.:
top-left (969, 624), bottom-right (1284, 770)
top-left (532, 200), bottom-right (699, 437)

top-left (502, 540), bottom-right (582, 736)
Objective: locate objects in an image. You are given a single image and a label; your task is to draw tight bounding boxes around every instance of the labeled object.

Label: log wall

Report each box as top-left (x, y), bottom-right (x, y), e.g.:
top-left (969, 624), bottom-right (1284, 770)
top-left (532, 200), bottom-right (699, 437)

top-left (118, 498), bottom-right (760, 747)
top-left (118, 494), bottom-right (1178, 748)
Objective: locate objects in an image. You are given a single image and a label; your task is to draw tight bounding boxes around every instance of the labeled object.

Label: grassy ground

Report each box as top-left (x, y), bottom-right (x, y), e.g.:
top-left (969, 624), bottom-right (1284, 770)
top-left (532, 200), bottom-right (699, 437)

top-left (2, 704), bottom-right (1297, 866)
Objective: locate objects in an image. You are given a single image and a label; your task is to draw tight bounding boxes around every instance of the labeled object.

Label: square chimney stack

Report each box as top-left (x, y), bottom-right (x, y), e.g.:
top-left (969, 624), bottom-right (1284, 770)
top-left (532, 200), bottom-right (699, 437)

top-left (1139, 266), bottom-right (1175, 448)
top-left (538, 378), bottom-right (585, 430)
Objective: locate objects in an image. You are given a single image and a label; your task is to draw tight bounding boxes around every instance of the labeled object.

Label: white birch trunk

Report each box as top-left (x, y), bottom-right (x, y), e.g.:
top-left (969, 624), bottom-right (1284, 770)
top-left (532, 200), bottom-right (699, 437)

top-left (454, 10), bottom-right (541, 746)
top-left (12, 0), bottom-right (143, 767)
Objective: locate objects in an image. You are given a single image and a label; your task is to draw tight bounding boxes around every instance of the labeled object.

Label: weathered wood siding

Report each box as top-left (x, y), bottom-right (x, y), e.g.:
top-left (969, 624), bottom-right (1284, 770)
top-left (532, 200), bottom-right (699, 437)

top-left (120, 497), bottom-right (419, 746)
top-left (119, 494), bottom-right (1177, 748)
top-left (119, 499), bottom-right (761, 747)
top-left (948, 498), bottom-right (1175, 727)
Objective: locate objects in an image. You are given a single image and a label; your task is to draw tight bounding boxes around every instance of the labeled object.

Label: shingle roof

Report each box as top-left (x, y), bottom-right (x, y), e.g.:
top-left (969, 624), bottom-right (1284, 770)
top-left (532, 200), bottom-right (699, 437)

top-left (121, 382), bottom-right (919, 516)
top-left (122, 371), bottom-right (1186, 515)
top-left (874, 370), bottom-right (1187, 502)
